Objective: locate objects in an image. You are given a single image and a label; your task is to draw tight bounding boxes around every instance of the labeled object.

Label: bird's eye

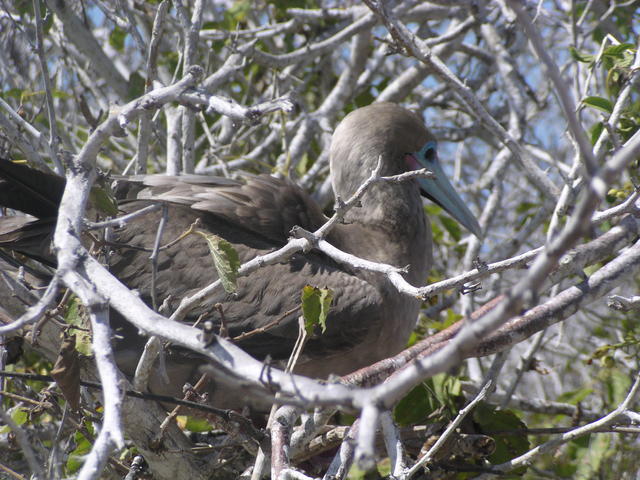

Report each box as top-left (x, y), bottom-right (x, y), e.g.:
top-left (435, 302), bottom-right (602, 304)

top-left (423, 141), bottom-right (437, 162)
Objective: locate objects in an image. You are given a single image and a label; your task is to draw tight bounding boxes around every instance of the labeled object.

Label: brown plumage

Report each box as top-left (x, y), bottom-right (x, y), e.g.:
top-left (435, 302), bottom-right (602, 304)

top-left (0, 103), bottom-right (480, 404)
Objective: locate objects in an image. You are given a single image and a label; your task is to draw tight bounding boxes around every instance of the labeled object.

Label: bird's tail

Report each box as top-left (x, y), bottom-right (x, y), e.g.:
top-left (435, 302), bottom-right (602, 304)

top-left (0, 159), bottom-right (64, 267)
top-left (0, 160), bottom-right (64, 218)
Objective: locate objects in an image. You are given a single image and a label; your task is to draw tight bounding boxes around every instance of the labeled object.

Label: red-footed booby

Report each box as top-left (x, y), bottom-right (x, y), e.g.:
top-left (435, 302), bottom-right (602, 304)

top-left (0, 103), bottom-right (480, 404)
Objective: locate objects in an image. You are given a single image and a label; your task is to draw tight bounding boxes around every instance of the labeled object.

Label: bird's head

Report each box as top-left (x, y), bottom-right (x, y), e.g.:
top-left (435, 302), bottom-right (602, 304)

top-left (330, 102), bottom-right (481, 238)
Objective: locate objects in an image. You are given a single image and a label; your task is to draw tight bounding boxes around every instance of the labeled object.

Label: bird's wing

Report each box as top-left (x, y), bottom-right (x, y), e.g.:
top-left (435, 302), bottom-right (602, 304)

top-left (132, 173), bottom-right (328, 243)
top-left (108, 202), bottom-right (382, 370)
top-left (0, 162), bottom-right (382, 375)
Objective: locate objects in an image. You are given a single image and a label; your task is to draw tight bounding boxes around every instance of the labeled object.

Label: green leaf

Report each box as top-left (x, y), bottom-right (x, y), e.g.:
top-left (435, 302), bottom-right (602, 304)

top-left (196, 231), bottom-right (241, 294)
top-left (424, 308), bottom-right (462, 332)
top-left (127, 72), bottom-right (146, 100)
top-left (52, 89), bottom-right (72, 100)
top-left (554, 459), bottom-right (578, 477)
top-left (574, 434), bottom-right (612, 479)
top-left (177, 415), bottom-right (213, 433)
top-left (222, 0), bottom-right (252, 29)
top-left (583, 96), bottom-right (613, 113)
top-left (394, 373), bottom-right (462, 426)
top-left (569, 46), bottom-right (595, 63)
top-left (14, 0), bottom-right (31, 16)
top-left (603, 43), bottom-right (635, 57)
top-left (301, 285), bottom-right (333, 335)
top-left (346, 464), bottom-right (367, 480)
top-left (604, 367), bottom-right (632, 405)
top-left (394, 383), bottom-right (434, 426)
top-left (0, 407), bottom-right (29, 434)
top-left (515, 201), bottom-right (538, 214)
top-left (473, 403), bottom-right (530, 467)
top-left (429, 220), bottom-right (444, 245)
top-left (432, 372), bottom-right (462, 403)
top-left (10, 406), bottom-right (29, 426)
top-left (109, 26), bottom-right (126, 52)
top-left (439, 215), bottom-right (462, 242)
top-left (42, 2), bottom-right (53, 34)
top-left (64, 297), bottom-right (92, 356)
top-left (1, 88), bottom-right (25, 100)
top-left (557, 386), bottom-right (593, 405)
top-left (65, 430), bottom-right (92, 474)
top-left (590, 121), bottom-right (604, 145)
top-left (296, 153), bottom-right (310, 177)
top-left (90, 186), bottom-right (119, 216)
top-left (354, 88), bottom-right (375, 108)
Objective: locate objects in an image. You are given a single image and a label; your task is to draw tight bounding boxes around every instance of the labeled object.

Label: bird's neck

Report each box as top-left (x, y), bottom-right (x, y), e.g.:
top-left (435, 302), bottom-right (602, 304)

top-left (329, 189), bottom-right (431, 286)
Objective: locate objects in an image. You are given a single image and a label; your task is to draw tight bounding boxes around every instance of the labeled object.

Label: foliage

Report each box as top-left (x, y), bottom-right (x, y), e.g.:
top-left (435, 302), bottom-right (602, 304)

top-left (0, 0), bottom-right (640, 479)
top-left (301, 285), bottom-right (333, 335)
top-left (196, 230), bottom-right (241, 293)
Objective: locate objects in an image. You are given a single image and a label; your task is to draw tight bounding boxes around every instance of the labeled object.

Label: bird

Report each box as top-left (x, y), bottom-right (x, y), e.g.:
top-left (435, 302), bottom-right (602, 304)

top-left (0, 102), bottom-right (480, 405)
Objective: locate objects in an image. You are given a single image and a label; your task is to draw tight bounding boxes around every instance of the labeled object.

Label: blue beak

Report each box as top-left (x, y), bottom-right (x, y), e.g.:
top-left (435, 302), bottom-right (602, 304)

top-left (411, 141), bottom-right (482, 238)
